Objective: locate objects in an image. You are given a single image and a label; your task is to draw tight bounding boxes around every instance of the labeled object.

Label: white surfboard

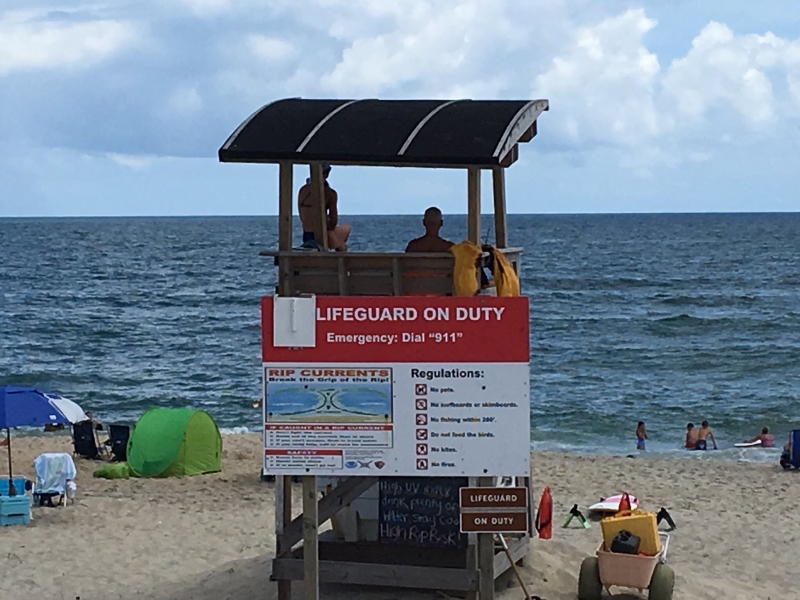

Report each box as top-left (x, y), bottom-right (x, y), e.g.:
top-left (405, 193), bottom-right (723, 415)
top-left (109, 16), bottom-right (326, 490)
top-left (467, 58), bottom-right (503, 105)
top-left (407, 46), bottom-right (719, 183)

top-left (588, 494), bottom-right (639, 513)
top-left (734, 440), bottom-right (762, 448)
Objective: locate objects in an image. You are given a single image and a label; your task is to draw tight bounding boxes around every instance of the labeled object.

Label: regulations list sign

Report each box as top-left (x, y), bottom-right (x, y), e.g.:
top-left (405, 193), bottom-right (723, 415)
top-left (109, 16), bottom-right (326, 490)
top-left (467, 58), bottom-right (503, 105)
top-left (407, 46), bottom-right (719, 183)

top-left (261, 296), bottom-right (530, 477)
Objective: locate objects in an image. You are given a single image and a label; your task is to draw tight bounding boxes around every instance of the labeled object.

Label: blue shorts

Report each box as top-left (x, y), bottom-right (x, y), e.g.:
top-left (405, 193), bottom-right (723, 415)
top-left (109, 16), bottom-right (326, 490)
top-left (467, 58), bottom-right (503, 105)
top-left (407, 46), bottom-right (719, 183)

top-left (636, 438), bottom-right (646, 450)
top-left (695, 439), bottom-right (707, 451)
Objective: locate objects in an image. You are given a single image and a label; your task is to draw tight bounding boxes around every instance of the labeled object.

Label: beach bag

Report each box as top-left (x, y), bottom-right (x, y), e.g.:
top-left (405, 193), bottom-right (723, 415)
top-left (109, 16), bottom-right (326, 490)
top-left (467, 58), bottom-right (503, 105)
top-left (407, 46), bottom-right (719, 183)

top-left (482, 245), bottom-right (521, 297)
top-left (450, 241), bottom-right (483, 296)
top-left (93, 463), bottom-right (133, 479)
top-left (610, 529), bottom-right (640, 554)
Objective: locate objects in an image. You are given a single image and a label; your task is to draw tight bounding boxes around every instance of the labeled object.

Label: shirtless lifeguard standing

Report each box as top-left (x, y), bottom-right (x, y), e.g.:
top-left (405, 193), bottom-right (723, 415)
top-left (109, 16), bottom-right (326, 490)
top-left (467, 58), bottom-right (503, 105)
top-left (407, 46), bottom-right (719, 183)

top-left (297, 164), bottom-right (351, 251)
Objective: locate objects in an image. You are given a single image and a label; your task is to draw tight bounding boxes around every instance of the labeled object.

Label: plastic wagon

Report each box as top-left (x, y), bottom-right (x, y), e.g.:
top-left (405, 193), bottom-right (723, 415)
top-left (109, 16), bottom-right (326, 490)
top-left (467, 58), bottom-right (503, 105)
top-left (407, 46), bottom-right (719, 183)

top-left (578, 532), bottom-right (674, 600)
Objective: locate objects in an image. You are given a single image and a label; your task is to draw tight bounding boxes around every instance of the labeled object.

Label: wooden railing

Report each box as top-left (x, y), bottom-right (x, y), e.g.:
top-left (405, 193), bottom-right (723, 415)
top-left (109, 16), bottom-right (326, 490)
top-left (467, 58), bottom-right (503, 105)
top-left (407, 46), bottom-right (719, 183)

top-left (259, 248), bottom-right (522, 297)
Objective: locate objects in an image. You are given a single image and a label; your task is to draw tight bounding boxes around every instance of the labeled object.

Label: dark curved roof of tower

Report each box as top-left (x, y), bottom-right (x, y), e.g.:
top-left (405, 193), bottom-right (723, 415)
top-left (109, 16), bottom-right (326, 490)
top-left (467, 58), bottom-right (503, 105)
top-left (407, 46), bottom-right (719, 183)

top-left (218, 98), bottom-right (549, 168)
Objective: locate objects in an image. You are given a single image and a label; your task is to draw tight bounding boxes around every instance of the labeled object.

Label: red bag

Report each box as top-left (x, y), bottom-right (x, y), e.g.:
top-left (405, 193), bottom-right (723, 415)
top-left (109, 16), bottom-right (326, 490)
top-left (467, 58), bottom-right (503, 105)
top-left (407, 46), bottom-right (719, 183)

top-left (535, 486), bottom-right (553, 539)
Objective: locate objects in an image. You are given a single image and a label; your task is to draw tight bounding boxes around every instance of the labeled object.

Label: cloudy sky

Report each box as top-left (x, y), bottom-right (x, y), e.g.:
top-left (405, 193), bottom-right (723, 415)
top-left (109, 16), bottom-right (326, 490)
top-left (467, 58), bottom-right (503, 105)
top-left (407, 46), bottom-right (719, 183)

top-left (2, 0), bottom-right (800, 217)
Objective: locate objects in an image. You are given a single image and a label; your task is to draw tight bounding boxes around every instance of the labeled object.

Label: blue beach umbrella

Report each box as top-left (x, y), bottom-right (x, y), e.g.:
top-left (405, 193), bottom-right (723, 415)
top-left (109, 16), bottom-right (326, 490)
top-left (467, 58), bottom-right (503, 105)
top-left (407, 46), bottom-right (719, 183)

top-left (0, 386), bottom-right (88, 495)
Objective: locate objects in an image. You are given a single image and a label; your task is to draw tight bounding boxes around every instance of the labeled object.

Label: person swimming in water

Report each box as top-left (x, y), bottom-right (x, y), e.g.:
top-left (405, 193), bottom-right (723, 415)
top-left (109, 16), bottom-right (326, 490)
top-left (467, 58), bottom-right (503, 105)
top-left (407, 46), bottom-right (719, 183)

top-left (744, 426), bottom-right (774, 447)
top-left (685, 423), bottom-right (698, 449)
top-left (636, 421), bottom-right (647, 451)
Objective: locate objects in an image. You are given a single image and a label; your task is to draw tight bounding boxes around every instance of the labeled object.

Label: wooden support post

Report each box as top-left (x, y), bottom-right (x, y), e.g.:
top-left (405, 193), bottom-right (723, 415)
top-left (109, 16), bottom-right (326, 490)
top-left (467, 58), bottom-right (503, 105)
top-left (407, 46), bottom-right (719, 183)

top-left (467, 168), bottom-right (481, 245)
top-left (276, 475), bottom-right (293, 600)
top-left (391, 257), bottom-right (403, 296)
top-left (525, 476), bottom-right (535, 539)
top-left (302, 475), bottom-right (319, 600)
top-left (465, 473), bottom-right (479, 599)
top-left (466, 536), bottom-right (479, 600)
top-left (279, 162), bottom-right (293, 251)
top-left (491, 168), bottom-right (507, 249)
top-left (337, 256), bottom-right (348, 295)
top-left (282, 476), bottom-right (378, 550)
top-left (310, 164), bottom-right (329, 250)
top-left (477, 476), bottom-right (494, 600)
top-left (278, 255), bottom-right (292, 297)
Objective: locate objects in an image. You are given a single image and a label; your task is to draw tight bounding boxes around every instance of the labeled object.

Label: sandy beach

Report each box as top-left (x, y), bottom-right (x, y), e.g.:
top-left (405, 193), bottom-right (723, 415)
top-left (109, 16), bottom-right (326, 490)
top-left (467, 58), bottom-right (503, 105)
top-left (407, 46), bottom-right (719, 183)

top-left (1, 433), bottom-right (797, 600)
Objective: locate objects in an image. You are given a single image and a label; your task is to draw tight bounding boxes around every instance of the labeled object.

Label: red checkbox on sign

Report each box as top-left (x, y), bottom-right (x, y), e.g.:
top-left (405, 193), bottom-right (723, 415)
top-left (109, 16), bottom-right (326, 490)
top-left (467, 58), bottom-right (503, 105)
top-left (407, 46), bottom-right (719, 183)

top-left (415, 399), bottom-right (427, 410)
top-left (416, 414), bottom-right (428, 426)
top-left (416, 429), bottom-right (428, 440)
top-left (415, 384), bottom-right (427, 395)
top-left (416, 459), bottom-right (428, 470)
top-left (416, 444), bottom-right (428, 455)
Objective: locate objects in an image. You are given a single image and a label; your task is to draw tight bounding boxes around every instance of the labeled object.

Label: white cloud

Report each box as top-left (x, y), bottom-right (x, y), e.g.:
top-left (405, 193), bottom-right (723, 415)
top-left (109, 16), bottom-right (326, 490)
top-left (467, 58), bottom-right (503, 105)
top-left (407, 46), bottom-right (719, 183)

top-left (7, 0), bottom-right (800, 181)
top-left (166, 85), bottom-right (204, 115)
top-left (174, 0), bottom-right (234, 17)
top-left (534, 9), bottom-right (669, 150)
top-left (0, 11), bottom-right (140, 76)
top-left (530, 7), bottom-right (800, 170)
top-left (319, 0), bottom-right (530, 97)
top-left (661, 23), bottom-right (800, 123)
top-left (247, 35), bottom-right (294, 62)
top-left (107, 152), bottom-right (159, 170)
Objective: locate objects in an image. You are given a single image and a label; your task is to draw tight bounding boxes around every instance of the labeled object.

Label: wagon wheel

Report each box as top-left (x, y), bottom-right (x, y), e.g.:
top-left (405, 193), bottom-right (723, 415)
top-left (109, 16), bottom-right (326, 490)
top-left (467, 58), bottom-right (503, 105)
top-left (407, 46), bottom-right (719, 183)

top-left (648, 563), bottom-right (675, 600)
top-left (577, 557), bottom-right (602, 600)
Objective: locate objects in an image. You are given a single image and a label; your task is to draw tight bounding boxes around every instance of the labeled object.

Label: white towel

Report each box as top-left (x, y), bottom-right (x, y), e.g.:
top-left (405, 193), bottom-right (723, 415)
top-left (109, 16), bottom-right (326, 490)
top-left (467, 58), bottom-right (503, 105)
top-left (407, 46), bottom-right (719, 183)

top-left (33, 452), bottom-right (77, 494)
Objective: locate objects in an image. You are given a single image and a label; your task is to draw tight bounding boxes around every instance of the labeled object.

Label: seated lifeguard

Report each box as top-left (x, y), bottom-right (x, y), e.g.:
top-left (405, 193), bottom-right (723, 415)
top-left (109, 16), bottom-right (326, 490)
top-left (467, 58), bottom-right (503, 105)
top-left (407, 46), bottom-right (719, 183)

top-left (405, 207), bottom-right (454, 252)
top-left (298, 164), bottom-right (351, 251)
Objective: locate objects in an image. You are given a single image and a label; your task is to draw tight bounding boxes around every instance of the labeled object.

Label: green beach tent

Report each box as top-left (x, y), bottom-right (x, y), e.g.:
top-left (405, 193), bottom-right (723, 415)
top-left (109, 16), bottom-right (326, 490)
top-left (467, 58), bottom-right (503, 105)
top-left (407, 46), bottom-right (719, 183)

top-left (127, 408), bottom-right (222, 478)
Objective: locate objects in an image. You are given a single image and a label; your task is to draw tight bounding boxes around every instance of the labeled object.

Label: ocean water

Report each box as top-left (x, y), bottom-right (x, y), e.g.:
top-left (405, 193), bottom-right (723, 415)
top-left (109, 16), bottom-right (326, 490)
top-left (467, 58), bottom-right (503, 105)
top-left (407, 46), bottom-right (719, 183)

top-left (1, 213), bottom-right (799, 462)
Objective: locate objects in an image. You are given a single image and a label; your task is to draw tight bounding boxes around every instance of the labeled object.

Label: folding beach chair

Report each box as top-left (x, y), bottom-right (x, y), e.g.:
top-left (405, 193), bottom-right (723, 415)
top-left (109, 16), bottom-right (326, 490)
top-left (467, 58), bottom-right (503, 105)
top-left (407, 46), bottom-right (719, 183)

top-left (106, 424), bottom-right (130, 462)
top-left (72, 421), bottom-right (100, 459)
top-left (33, 453), bottom-right (77, 507)
top-left (780, 429), bottom-right (800, 470)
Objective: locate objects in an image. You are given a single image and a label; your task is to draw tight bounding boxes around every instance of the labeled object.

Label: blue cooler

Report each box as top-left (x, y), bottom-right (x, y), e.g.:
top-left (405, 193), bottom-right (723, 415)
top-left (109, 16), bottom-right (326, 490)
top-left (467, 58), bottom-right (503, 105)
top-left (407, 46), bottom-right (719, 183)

top-left (0, 494), bottom-right (32, 526)
top-left (0, 477), bottom-right (29, 496)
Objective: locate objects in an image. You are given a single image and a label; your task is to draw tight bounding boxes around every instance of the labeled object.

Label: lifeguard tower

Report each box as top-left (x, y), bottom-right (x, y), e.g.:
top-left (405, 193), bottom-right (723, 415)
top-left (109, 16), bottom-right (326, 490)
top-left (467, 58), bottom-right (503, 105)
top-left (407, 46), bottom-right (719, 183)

top-left (219, 98), bottom-right (548, 600)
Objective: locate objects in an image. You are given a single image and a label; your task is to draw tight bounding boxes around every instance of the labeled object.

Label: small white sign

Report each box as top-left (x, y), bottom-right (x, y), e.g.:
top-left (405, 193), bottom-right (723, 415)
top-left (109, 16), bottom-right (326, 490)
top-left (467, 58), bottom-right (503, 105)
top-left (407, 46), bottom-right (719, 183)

top-left (273, 297), bottom-right (316, 348)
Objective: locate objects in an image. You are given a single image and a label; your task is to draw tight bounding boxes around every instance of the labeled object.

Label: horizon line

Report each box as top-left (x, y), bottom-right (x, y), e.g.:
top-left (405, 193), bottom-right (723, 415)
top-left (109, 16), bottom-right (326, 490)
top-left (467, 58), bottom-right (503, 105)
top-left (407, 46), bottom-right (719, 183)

top-left (2, 210), bottom-right (799, 219)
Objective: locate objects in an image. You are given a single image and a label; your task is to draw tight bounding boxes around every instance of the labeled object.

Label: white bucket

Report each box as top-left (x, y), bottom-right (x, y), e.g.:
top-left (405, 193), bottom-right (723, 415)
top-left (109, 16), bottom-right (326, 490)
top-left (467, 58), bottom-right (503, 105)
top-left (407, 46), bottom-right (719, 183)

top-left (65, 481), bottom-right (77, 499)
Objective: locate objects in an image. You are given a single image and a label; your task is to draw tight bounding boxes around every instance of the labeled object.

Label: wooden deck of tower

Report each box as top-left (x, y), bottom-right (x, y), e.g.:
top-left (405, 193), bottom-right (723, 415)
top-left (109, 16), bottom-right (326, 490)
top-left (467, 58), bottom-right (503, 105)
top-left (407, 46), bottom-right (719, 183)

top-left (219, 97), bottom-right (549, 599)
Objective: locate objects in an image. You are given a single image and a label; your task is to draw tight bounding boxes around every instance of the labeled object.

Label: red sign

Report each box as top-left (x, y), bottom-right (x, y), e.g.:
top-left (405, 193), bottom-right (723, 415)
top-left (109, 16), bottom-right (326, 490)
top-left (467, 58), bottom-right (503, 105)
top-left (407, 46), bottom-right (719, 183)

top-left (261, 296), bottom-right (529, 363)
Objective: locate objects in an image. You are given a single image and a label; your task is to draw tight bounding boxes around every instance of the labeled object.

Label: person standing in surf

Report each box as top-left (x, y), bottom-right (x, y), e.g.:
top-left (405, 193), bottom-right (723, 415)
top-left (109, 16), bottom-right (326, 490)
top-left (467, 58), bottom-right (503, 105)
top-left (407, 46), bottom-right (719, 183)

top-left (636, 421), bottom-right (648, 451)
top-left (696, 420), bottom-right (717, 450)
top-left (685, 423), bottom-right (699, 449)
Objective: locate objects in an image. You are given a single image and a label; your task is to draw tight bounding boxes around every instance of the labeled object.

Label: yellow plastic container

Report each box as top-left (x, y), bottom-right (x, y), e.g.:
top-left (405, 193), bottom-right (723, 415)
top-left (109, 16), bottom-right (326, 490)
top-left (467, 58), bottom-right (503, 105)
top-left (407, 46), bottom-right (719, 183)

top-left (600, 509), bottom-right (661, 556)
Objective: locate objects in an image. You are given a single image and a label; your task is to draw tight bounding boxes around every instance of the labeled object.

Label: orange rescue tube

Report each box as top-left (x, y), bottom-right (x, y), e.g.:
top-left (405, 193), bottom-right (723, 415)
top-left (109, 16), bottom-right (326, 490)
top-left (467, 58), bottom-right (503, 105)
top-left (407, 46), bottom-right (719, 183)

top-left (535, 486), bottom-right (553, 539)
